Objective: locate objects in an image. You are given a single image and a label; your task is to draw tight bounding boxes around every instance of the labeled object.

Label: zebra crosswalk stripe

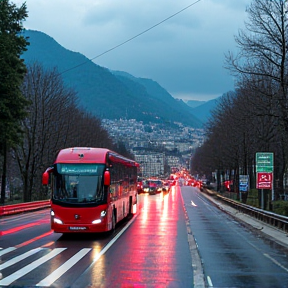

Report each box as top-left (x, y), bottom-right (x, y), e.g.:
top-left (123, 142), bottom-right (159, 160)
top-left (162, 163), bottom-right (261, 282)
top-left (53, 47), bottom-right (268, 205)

top-left (0, 247), bottom-right (16, 257)
top-left (36, 248), bottom-right (92, 286)
top-left (0, 248), bottom-right (66, 286)
top-left (0, 247), bottom-right (44, 270)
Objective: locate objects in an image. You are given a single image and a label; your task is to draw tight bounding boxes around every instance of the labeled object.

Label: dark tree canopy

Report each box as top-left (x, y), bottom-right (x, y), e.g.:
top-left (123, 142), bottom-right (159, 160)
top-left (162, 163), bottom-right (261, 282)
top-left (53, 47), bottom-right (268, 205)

top-left (0, 0), bottom-right (29, 203)
top-left (0, 0), bottom-right (29, 149)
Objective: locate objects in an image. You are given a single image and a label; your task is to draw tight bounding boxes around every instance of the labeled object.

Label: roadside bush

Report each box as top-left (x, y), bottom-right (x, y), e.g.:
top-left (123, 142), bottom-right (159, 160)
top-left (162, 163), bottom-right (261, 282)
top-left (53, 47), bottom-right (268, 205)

top-left (246, 189), bottom-right (259, 208)
top-left (272, 201), bottom-right (288, 216)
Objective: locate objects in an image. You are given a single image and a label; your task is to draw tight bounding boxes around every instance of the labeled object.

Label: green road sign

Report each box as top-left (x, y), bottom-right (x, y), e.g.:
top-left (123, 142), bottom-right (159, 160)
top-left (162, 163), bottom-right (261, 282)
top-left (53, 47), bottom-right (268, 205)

top-left (256, 152), bottom-right (273, 172)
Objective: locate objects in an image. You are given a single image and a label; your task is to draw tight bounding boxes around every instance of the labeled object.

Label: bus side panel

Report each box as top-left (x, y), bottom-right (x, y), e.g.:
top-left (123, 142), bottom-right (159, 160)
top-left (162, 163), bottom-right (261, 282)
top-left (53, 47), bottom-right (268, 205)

top-left (109, 162), bottom-right (138, 222)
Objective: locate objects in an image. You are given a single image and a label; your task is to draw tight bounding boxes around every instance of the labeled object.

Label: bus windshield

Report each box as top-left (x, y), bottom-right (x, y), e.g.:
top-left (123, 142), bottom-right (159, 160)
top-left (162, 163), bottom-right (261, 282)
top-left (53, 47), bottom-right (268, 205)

top-left (52, 164), bottom-right (105, 204)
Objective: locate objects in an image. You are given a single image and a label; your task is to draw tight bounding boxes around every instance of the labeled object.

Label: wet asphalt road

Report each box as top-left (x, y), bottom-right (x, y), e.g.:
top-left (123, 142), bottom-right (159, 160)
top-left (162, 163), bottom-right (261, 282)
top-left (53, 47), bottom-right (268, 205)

top-left (1, 185), bottom-right (288, 287)
top-left (71, 185), bottom-right (194, 287)
top-left (0, 185), bottom-right (194, 287)
top-left (182, 186), bottom-right (288, 288)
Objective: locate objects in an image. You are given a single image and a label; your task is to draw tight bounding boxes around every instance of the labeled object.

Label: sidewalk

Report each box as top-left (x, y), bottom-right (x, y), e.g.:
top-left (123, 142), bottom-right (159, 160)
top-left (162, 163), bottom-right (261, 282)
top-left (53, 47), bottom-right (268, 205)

top-left (202, 189), bottom-right (288, 249)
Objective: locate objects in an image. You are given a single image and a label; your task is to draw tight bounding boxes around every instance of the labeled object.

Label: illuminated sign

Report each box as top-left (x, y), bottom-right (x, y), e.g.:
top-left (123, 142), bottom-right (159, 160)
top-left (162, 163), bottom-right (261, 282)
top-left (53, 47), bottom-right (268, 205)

top-left (58, 164), bottom-right (99, 174)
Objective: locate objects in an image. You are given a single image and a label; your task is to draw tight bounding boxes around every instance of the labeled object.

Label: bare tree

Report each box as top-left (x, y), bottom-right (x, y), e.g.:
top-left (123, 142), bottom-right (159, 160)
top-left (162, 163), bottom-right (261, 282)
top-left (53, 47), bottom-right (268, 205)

top-left (14, 63), bottom-right (78, 201)
top-left (12, 63), bottom-right (118, 201)
top-left (226, 0), bottom-right (288, 134)
top-left (223, 0), bottom-right (288, 197)
top-left (226, 0), bottom-right (287, 91)
top-left (193, 0), bottom-right (288, 204)
top-left (193, 85), bottom-right (280, 192)
top-left (64, 109), bottom-right (114, 149)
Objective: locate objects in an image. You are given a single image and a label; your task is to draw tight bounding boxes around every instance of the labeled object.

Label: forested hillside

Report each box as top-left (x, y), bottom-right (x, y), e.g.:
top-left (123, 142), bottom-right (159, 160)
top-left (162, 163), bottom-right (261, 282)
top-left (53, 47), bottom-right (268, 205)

top-left (22, 30), bottom-right (203, 128)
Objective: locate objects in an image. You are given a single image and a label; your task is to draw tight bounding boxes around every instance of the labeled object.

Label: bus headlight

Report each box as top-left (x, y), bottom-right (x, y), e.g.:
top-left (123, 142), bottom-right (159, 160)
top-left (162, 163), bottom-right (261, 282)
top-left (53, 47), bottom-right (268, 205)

top-left (92, 210), bottom-right (106, 224)
top-left (51, 210), bottom-right (55, 216)
top-left (54, 218), bottom-right (63, 224)
top-left (92, 219), bottom-right (101, 224)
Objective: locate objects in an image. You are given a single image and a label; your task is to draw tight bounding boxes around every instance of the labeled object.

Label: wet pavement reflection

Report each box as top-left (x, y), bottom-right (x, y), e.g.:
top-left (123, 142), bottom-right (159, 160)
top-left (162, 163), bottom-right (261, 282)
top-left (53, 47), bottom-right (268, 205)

top-left (182, 187), bottom-right (288, 288)
top-left (80, 186), bottom-right (194, 288)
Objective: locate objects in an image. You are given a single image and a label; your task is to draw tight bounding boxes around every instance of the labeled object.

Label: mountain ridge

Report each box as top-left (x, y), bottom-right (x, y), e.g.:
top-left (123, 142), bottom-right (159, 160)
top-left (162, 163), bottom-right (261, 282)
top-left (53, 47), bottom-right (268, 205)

top-left (22, 29), bottom-right (218, 128)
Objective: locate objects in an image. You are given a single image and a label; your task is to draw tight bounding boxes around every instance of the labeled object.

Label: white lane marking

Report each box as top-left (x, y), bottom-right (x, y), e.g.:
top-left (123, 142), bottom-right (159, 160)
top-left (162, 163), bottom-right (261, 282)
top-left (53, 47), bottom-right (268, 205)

top-left (264, 253), bottom-right (288, 273)
top-left (191, 201), bottom-right (197, 207)
top-left (0, 216), bottom-right (137, 286)
top-left (180, 189), bottom-right (205, 287)
top-left (0, 248), bottom-right (44, 270)
top-left (0, 247), bottom-right (16, 257)
top-left (36, 248), bottom-right (91, 286)
top-left (195, 189), bottom-right (288, 279)
top-left (0, 248), bottom-right (66, 286)
top-left (93, 216), bottom-right (137, 263)
top-left (78, 213), bottom-right (138, 279)
top-left (207, 275), bottom-right (213, 286)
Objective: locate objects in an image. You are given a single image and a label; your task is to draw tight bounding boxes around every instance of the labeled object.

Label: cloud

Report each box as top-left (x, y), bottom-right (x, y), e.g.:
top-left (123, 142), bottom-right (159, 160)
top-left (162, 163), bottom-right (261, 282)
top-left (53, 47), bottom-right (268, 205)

top-left (19, 0), bottom-right (250, 101)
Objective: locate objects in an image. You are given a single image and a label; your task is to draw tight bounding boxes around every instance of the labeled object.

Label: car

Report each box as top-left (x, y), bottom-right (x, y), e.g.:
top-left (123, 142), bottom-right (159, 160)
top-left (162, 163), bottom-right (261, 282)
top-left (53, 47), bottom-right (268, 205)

top-left (137, 181), bottom-right (144, 193)
top-left (143, 179), bottom-right (163, 195)
top-left (162, 180), bottom-right (172, 193)
top-left (196, 180), bottom-right (204, 191)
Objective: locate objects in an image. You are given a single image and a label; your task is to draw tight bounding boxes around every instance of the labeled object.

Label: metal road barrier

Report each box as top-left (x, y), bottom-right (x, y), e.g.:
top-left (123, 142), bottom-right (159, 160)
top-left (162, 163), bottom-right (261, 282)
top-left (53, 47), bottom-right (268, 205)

top-left (209, 190), bottom-right (288, 233)
top-left (0, 200), bottom-right (51, 216)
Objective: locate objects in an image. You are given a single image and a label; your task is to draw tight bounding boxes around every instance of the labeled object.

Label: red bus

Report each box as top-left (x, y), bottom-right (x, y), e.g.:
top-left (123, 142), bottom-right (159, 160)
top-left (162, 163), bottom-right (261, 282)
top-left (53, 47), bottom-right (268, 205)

top-left (42, 147), bottom-right (139, 233)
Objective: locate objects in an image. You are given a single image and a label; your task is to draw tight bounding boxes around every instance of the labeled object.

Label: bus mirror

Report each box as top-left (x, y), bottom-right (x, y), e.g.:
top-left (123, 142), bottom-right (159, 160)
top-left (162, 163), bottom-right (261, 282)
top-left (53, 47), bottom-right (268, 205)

top-left (42, 167), bottom-right (53, 186)
top-left (42, 171), bottom-right (49, 185)
top-left (104, 170), bottom-right (111, 186)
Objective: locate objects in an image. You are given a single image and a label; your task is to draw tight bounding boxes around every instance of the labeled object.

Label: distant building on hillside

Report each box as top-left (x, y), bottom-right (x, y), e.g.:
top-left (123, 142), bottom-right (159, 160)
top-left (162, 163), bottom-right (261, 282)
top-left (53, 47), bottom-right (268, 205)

top-left (134, 151), bottom-right (165, 178)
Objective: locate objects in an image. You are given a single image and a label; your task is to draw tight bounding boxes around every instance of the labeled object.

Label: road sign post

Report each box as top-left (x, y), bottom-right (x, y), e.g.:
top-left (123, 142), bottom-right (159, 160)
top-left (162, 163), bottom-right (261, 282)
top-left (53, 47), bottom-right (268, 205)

top-left (256, 152), bottom-right (274, 208)
top-left (239, 175), bottom-right (249, 203)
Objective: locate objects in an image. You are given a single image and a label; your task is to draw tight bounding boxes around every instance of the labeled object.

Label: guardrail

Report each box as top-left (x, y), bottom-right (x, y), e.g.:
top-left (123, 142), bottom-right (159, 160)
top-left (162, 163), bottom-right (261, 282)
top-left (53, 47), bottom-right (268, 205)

top-left (209, 190), bottom-right (288, 233)
top-left (0, 200), bottom-right (51, 216)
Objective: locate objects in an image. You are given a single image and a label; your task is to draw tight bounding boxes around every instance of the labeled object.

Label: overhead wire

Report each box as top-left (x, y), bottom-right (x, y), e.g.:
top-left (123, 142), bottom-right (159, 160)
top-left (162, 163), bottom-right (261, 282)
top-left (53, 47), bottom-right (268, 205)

top-left (60, 0), bottom-right (202, 75)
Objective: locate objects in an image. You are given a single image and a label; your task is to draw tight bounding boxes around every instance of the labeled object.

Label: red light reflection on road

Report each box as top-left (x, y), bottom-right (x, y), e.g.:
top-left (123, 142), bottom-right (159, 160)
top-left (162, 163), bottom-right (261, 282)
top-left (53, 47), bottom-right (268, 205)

top-left (130, 190), bottom-right (179, 285)
top-left (0, 219), bottom-right (50, 236)
top-left (159, 192), bottom-right (169, 222)
top-left (140, 194), bottom-right (149, 225)
top-left (92, 189), bottom-right (183, 287)
top-left (15, 230), bottom-right (54, 248)
top-left (171, 185), bottom-right (177, 200)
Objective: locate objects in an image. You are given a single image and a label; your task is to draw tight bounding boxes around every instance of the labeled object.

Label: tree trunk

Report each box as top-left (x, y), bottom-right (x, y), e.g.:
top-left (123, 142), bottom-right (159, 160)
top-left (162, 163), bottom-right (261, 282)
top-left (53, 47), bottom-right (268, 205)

top-left (1, 143), bottom-right (7, 204)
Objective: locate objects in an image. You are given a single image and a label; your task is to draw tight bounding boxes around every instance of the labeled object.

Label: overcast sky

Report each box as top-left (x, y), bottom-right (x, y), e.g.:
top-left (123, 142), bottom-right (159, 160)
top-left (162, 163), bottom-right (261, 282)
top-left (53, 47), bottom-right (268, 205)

top-left (17, 0), bottom-right (251, 101)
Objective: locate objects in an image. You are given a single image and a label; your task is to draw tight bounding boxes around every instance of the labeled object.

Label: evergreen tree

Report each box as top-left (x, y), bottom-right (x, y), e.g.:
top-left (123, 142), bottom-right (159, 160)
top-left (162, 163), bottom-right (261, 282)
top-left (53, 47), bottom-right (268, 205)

top-left (0, 0), bottom-right (29, 204)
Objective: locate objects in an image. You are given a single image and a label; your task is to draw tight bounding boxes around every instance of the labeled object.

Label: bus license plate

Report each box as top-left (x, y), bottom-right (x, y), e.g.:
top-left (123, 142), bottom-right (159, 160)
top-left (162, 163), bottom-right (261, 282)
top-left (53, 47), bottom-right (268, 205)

top-left (69, 226), bottom-right (87, 231)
